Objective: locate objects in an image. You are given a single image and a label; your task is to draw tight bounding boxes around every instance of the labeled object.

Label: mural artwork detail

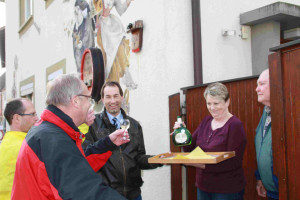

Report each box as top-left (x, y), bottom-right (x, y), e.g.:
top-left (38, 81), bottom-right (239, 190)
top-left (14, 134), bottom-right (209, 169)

top-left (72, 0), bottom-right (137, 114)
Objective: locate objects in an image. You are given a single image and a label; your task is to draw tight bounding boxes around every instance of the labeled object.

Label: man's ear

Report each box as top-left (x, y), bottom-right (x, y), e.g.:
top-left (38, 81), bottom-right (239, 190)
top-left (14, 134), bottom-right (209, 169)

top-left (12, 114), bottom-right (21, 125)
top-left (71, 96), bottom-right (80, 109)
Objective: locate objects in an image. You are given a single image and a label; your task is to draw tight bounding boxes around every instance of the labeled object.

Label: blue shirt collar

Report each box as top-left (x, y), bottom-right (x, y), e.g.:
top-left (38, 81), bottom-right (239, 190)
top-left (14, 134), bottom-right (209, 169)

top-left (106, 111), bottom-right (123, 128)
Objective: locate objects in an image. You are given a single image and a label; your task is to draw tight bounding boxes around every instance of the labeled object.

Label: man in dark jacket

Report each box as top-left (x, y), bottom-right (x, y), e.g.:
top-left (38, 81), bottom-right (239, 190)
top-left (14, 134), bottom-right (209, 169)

top-left (12, 74), bottom-right (129, 200)
top-left (84, 81), bottom-right (162, 200)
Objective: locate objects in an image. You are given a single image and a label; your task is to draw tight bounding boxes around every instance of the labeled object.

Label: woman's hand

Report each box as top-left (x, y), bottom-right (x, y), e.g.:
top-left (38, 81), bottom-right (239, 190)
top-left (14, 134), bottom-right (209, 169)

top-left (184, 163), bottom-right (205, 169)
top-left (170, 121), bottom-right (186, 135)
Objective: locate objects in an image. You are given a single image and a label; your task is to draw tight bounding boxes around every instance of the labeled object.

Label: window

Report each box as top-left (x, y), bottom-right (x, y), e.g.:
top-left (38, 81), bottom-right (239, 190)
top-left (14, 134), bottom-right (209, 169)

top-left (20, 75), bottom-right (35, 104)
top-left (19, 0), bottom-right (33, 35)
top-left (46, 59), bottom-right (66, 84)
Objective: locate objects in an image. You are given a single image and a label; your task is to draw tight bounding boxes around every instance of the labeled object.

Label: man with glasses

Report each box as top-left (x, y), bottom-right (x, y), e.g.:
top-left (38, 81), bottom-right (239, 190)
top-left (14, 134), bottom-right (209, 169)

top-left (12, 74), bottom-right (129, 200)
top-left (0, 98), bottom-right (39, 199)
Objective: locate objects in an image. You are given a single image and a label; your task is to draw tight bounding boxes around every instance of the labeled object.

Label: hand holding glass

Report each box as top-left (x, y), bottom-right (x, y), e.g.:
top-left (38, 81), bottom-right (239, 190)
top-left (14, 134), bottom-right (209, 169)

top-left (120, 119), bottom-right (130, 140)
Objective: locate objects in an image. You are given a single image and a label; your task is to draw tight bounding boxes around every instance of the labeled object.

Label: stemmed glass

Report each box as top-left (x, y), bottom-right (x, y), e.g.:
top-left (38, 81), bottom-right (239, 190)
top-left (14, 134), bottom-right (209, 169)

top-left (120, 119), bottom-right (130, 140)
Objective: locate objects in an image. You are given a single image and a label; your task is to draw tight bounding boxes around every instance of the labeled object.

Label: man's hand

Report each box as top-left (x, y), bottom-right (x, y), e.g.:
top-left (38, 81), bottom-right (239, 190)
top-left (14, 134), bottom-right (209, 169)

top-left (109, 129), bottom-right (130, 146)
top-left (256, 180), bottom-right (267, 197)
top-left (85, 109), bottom-right (95, 126)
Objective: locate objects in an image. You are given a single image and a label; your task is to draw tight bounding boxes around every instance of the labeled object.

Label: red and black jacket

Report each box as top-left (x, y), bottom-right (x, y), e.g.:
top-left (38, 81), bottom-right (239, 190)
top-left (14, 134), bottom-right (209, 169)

top-left (12, 105), bottom-right (126, 200)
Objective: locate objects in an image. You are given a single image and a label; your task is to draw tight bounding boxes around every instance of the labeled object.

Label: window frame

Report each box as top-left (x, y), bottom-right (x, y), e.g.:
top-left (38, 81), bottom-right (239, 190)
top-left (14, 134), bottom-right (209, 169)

top-left (19, 0), bottom-right (34, 36)
top-left (19, 75), bottom-right (35, 104)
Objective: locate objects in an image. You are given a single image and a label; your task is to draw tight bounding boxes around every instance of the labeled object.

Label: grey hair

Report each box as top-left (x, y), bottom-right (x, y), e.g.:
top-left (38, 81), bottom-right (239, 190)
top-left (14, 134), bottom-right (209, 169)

top-left (203, 82), bottom-right (229, 102)
top-left (46, 74), bottom-right (83, 106)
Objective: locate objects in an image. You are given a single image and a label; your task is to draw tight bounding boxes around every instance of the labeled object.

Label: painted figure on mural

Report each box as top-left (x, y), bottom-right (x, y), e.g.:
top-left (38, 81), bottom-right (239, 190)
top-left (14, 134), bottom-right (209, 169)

top-left (72, 0), bottom-right (137, 113)
top-left (93, 0), bottom-right (137, 110)
top-left (72, 0), bottom-right (95, 72)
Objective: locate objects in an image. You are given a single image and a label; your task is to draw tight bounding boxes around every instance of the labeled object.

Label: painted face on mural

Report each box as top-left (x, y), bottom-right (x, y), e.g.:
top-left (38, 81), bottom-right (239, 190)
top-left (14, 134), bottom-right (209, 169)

top-left (102, 85), bottom-right (123, 116)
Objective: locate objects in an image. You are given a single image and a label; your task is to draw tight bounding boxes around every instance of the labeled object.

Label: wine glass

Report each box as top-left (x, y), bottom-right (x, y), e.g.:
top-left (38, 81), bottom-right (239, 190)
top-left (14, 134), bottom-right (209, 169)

top-left (120, 119), bottom-right (130, 140)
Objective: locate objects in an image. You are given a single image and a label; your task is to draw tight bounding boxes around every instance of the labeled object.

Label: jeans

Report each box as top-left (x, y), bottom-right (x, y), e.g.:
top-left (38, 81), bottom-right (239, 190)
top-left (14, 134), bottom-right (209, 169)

top-left (268, 197), bottom-right (278, 200)
top-left (197, 188), bottom-right (244, 200)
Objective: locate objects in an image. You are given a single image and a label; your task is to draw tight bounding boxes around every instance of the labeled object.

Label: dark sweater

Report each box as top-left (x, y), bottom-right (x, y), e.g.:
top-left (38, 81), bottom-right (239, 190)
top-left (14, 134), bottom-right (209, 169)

top-left (183, 115), bottom-right (247, 193)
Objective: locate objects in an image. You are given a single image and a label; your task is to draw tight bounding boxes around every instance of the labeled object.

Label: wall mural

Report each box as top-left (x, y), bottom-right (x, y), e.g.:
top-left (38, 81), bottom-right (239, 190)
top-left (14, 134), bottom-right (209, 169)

top-left (71, 0), bottom-right (137, 114)
top-left (11, 56), bottom-right (18, 98)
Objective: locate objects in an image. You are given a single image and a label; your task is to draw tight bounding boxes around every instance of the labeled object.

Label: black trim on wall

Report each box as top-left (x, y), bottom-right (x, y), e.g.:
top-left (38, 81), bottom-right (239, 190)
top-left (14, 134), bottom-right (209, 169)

top-left (192, 0), bottom-right (203, 85)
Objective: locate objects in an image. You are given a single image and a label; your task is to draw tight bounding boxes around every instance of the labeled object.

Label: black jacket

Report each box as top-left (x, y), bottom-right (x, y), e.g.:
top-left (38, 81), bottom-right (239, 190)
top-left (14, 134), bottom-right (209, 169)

top-left (83, 108), bottom-right (161, 199)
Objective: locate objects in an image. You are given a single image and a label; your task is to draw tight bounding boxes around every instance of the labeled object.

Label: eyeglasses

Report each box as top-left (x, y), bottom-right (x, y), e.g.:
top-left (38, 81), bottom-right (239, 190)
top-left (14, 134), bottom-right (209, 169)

top-left (77, 94), bottom-right (95, 108)
top-left (18, 112), bottom-right (37, 117)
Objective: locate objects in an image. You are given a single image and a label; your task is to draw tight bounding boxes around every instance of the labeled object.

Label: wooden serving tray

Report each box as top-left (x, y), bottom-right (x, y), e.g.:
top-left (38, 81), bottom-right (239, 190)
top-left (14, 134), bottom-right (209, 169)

top-left (148, 151), bottom-right (235, 164)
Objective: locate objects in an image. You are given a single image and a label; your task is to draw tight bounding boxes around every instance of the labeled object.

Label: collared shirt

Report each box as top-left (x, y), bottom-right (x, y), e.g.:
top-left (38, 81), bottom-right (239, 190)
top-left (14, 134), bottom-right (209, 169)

top-left (0, 131), bottom-right (27, 199)
top-left (106, 111), bottom-right (123, 129)
top-left (263, 106), bottom-right (271, 138)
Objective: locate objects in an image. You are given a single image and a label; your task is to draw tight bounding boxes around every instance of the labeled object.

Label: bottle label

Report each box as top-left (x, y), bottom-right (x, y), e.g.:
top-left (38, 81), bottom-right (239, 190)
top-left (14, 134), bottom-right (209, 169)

top-left (175, 130), bottom-right (188, 143)
top-left (177, 118), bottom-right (182, 123)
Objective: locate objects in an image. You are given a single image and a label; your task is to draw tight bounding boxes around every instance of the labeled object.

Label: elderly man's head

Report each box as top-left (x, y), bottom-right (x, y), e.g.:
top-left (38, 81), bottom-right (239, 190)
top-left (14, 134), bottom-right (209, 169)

top-left (256, 69), bottom-right (270, 107)
top-left (4, 98), bottom-right (38, 132)
top-left (46, 74), bottom-right (94, 126)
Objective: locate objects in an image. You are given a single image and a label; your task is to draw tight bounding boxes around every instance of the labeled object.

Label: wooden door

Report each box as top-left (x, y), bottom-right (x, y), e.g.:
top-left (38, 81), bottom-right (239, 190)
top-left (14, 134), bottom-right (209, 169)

top-left (269, 42), bottom-right (300, 200)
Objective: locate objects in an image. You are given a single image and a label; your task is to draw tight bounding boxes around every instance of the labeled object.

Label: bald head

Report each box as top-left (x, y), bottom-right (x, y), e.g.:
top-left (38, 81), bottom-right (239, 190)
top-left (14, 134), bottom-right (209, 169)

top-left (256, 69), bottom-right (270, 107)
top-left (260, 69), bottom-right (269, 80)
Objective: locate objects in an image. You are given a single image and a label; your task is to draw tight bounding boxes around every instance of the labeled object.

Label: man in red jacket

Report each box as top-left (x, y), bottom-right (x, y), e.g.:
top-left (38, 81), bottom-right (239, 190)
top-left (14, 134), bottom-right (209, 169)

top-left (12, 74), bottom-right (129, 200)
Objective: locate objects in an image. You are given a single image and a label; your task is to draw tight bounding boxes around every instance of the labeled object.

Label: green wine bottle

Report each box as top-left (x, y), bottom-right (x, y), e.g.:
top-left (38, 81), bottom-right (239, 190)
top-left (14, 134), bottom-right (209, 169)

top-left (172, 116), bottom-right (192, 147)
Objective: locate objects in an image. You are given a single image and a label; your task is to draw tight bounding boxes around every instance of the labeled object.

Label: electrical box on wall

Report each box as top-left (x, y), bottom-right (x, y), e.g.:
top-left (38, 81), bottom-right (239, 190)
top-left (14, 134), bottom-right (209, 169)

top-left (241, 25), bottom-right (251, 39)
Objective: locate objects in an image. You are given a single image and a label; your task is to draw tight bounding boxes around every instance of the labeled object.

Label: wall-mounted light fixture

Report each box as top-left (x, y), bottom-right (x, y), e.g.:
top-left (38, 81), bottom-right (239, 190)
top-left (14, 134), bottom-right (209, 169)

top-left (222, 25), bottom-right (251, 39)
top-left (222, 29), bottom-right (236, 37)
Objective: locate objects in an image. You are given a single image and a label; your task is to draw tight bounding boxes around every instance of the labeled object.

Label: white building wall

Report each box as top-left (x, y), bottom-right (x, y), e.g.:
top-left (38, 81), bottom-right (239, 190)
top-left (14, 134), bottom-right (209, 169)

top-left (4, 0), bottom-right (299, 199)
top-left (201, 0), bottom-right (299, 83)
top-left (116, 1), bottom-right (195, 199)
top-left (5, 1), bottom-right (194, 199)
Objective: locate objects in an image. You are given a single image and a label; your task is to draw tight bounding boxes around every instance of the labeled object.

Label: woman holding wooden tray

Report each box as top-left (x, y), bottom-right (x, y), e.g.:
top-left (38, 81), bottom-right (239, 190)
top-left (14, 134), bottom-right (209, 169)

top-left (174, 82), bottom-right (246, 200)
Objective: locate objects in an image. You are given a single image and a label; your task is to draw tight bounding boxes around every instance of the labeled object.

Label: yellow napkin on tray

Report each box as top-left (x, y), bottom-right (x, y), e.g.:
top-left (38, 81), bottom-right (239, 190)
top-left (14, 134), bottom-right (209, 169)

top-left (171, 154), bottom-right (188, 159)
top-left (185, 147), bottom-right (213, 159)
top-left (171, 147), bottom-right (213, 159)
